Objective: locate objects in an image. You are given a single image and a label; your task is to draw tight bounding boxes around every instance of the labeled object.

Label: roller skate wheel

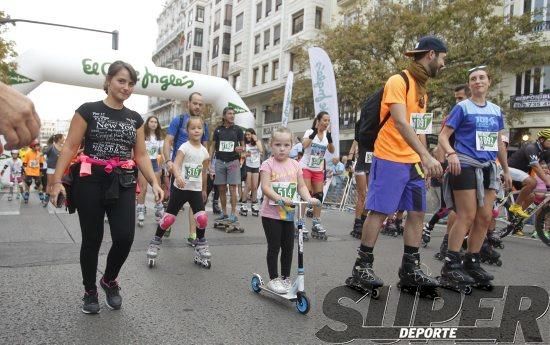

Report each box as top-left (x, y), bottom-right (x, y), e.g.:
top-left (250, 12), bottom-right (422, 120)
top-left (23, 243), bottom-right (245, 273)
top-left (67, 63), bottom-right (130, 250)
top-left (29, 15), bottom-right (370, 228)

top-left (148, 259), bottom-right (155, 268)
top-left (251, 276), bottom-right (262, 293)
top-left (138, 221), bottom-right (144, 227)
top-left (464, 286), bottom-right (472, 295)
top-left (205, 261), bottom-right (211, 269)
top-left (496, 260), bottom-right (502, 267)
top-left (499, 244), bottom-right (504, 249)
top-left (295, 294), bottom-right (310, 314)
top-left (421, 241), bottom-right (428, 248)
top-left (371, 288), bottom-right (380, 299)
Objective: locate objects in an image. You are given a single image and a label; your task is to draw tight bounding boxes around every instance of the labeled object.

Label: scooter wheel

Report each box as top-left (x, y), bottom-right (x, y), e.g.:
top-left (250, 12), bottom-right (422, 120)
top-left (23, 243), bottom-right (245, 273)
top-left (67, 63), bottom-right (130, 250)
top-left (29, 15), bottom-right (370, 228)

top-left (251, 276), bottom-right (262, 293)
top-left (371, 288), bottom-right (380, 299)
top-left (148, 259), bottom-right (155, 268)
top-left (296, 295), bottom-right (310, 314)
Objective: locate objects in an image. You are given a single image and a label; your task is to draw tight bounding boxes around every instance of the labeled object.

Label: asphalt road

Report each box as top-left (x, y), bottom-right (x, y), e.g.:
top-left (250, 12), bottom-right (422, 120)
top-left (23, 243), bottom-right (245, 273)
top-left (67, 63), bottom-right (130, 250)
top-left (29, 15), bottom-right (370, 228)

top-left (0, 191), bottom-right (549, 345)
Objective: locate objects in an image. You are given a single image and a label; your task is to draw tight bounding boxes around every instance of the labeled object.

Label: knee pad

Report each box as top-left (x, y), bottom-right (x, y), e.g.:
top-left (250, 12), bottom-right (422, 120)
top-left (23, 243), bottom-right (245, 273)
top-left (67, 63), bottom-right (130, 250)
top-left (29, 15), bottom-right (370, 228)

top-left (194, 211), bottom-right (208, 229)
top-left (159, 213), bottom-right (176, 230)
top-left (313, 192), bottom-right (323, 202)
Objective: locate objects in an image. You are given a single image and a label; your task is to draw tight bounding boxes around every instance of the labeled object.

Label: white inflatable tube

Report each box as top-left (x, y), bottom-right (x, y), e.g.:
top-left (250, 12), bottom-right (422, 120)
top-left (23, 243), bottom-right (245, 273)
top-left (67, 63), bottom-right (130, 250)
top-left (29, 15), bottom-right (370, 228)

top-left (9, 49), bottom-right (255, 129)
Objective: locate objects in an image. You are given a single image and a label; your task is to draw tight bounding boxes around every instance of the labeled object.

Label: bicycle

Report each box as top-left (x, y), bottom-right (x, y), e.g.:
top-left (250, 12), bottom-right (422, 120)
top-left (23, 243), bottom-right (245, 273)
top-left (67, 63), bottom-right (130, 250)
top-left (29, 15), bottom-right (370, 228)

top-left (495, 190), bottom-right (550, 247)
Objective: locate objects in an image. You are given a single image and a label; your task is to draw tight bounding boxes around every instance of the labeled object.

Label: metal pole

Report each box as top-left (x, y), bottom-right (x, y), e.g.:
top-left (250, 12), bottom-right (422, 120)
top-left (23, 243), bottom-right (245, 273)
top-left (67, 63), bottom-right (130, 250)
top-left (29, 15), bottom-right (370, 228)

top-left (0, 18), bottom-right (119, 50)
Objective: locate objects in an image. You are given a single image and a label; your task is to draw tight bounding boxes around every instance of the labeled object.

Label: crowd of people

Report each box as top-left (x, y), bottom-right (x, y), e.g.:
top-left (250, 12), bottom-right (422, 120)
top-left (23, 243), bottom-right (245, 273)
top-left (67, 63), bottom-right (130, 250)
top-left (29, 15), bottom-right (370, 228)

top-left (1, 34), bottom-right (550, 315)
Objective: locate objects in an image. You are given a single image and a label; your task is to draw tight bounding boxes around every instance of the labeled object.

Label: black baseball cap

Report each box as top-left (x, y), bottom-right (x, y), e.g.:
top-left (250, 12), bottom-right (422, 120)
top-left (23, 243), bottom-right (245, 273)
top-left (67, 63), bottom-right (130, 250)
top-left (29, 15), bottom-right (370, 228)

top-left (405, 36), bottom-right (448, 57)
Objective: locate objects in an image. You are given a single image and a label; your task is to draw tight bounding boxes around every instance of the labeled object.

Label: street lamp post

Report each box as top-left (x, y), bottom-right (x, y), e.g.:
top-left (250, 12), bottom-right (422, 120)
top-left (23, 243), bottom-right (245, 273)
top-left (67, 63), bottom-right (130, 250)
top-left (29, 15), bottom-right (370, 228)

top-left (0, 18), bottom-right (119, 50)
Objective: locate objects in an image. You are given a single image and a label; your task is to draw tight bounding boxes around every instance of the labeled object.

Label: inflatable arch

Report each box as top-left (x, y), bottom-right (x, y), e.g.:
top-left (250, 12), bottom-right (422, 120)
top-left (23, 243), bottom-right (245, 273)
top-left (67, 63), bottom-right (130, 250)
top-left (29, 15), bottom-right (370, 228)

top-left (8, 49), bottom-right (255, 129)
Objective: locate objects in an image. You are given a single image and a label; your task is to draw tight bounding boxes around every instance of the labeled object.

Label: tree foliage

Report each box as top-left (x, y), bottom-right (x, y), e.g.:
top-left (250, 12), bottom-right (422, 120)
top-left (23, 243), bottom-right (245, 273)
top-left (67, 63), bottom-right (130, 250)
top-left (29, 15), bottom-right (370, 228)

top-left (282, 0), bottom-right (550, 125)
top-left (0, 11), bottom-right (17, 83)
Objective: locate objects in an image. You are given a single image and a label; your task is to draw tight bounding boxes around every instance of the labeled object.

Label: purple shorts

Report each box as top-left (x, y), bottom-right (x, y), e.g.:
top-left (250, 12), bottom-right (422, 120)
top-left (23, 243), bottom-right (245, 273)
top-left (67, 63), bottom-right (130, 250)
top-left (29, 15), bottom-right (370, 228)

top-left (366, 157), bottom-right (426, 215)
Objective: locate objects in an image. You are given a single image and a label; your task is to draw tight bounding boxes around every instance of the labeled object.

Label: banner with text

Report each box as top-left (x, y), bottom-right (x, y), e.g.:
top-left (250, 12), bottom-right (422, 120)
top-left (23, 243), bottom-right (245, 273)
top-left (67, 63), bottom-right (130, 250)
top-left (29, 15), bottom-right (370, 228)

top-left (281, 71), bottom-right (294, 127)
top-left (308, 47), bottom-right (339, 157)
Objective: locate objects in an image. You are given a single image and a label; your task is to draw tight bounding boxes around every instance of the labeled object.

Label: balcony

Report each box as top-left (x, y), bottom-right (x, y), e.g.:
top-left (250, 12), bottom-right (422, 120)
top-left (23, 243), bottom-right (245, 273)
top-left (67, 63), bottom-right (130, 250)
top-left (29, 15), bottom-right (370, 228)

top-left (337, 0), bottom-right (357, 6)
top-left (533, 21), bottom-right (550, 32)
top-left (155, 22), bottom-right (185, 52)
top-left (510, 93), bottom-right (550, 110)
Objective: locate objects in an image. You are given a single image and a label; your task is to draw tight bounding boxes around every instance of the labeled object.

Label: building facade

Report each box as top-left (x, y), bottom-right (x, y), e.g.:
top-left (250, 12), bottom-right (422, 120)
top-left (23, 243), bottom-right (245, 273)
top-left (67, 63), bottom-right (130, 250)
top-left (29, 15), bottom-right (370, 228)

top-left (39, 119), bottom-right (70, 146)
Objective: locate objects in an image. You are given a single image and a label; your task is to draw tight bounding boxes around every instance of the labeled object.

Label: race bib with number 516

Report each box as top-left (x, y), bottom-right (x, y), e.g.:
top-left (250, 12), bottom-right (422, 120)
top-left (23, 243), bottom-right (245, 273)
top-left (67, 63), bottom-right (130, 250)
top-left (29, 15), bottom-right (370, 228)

top-left (476, 131), bottom-right (499, 151)
top-left (410, 113), bottom-right (433, 134)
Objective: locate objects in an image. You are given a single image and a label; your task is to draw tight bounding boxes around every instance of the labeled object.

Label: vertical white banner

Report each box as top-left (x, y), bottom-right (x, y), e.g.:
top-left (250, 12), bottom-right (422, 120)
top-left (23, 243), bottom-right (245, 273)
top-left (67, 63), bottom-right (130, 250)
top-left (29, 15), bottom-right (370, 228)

top-left (308, 47), bottom-right (340, 157)
top-left (281, 71), bottom-right (294, 127)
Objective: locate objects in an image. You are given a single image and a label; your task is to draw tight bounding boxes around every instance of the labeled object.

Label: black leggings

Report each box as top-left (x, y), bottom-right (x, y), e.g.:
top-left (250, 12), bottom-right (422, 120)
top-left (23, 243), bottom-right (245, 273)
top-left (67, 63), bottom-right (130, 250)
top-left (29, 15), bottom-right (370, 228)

top-left (156, 189), bottom-right (205, 238)
top-left (74, 177), bottom-right (136, 291)
top-left (261, 217), bottom-right (295, 280)
top-left (206, 174), bottom-right (219, 201)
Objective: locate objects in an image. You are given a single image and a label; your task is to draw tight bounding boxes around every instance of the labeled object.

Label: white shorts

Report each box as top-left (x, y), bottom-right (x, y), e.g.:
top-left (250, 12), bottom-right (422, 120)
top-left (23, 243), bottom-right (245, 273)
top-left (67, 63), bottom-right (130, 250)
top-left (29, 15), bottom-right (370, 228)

top-left (509, 167), bottom-right (530, 182)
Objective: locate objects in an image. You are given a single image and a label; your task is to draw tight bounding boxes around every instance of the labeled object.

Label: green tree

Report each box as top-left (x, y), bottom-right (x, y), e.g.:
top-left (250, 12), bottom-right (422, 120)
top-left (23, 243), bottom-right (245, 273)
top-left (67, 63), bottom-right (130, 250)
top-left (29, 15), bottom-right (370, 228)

top-left (0, 11), bottom-right (17, 83)
top-left (284, 0), bottom-right (550, 126)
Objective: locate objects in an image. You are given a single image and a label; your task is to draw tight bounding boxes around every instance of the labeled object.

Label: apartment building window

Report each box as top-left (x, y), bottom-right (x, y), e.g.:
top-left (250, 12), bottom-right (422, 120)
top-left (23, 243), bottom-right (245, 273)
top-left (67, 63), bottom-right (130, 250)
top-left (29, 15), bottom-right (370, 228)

top-left (188, 9), bottom-right (193, 26)
top-left (272, 59), bottom-right (279, 80)
top-left (262, 64), bottom-right (269, 83)
top-left (256, 2), bottom-right (262, 22)
top-left (236, 12), bottom-right (244, 32)
top-left (289, 52), bottom-right (296, 72)
top-left (212, 36), bottom-right (219, 58)
top-left (192, 52), bottom-right (202, 71)
top-left (273, 24), bottom-right (281, 45)
top-left (533, 67), bottom-right (542, 94)
top-left (233, 73), bottom-right (241, 91)
top-left (225, 4), bottom-right (233, 26)
top-left (222, 61), bottom-right (230, 79)
top-left (524, 69), bottom-right (531, 94)
top-left (265, 103), bottom-right (282, 124)
top-left (214, 10), bottom-right (221, 31)
top-left (266, 0), bottom-right (272, 16)
top-left (211, 64), bottom-right (218, 77)
top-left (315, 7), bottom-right (323, 29)
top-left (196, 6), bottom-right (205, 22)
top-left (254, 34), bottom-right (261, 54)
top-left (275, 0), bottom-right (282, 11)
top-left (264, 29), bottom-right (270, 50)
top-left (293, 103), bottom-right (313, 120)
top-left (292, 10), bottom-right (304, 35)
top-left (194, 28), bottom-right (203, 47)
top-left (253, 67), bottom-right (259, 86)
top-left (223, 33), bottom-right (231, 55)
top-left (234, 43), bottom-right (242, 62)
top-left (186, 31), bottom-right (192, 49)
top-left (544, 66), bottom-right (550, 93)
top-left (515, 73), bottom-right (522, 95)
top-left (185, 55), bottom-right (190, 71)
top-left (523, 0), bottom-right (531, 13)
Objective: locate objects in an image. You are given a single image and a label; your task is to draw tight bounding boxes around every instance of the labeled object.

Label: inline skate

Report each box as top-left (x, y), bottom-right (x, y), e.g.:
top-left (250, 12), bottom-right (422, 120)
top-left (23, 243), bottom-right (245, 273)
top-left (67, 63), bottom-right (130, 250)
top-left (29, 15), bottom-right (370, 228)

top-left (437, 251), bottom-right (474, 294)
top-left (146, 237), bottom-right (162, 268)
top-left (480, 238), bottom-right (502, 266)
top-left (311, 220), bottom-right (327, 240)
top-left (380, 218), bottom-right (393, 236)
top-left (193, 240), bottom-right (212, 269)
top-left (212, 200), bottom-right (222, 215)
top-left (251, 202), bottom-right (259, 216)
top-left (239, 203), bottom-right (248, 216)
top-left (434, 234), bottom-right (448, 261)
top-left (464, 252), bottom-right (494, 291)
top-left (350, 218), bottom-right (363, 239)
top-left (421, 223), bottom-right (433, 248)
top-left (397, 253), bottom-right (439, 299)
top-left (486, 230), bottom-right (504, 249)
top-left (154, 202), bottom-right (164, 222)
top-left (345, 250), bottom-right (384, 299)
top-left (23, 192), bottom-right (29, 204)
top-left (136, 204), bottom-right (145, 227)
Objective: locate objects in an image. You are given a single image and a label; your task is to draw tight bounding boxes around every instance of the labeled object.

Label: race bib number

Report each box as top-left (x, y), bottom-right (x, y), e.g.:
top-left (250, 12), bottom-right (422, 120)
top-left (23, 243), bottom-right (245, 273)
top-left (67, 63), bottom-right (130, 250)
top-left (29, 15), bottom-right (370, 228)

top-left (250, 151), bottom-right (260, 163)
top-left (219, 141), bottom-right (235, 152)
top-left (476, 131), bottom-right (499, 151)
top-left (308, 156), bottom-right (324, 169)
top-left (365, 152), bottom-right (373, 164)
top-left (269, 182), bottom-right (299, 205)
top-left (147, 147), bottom-right (158, 157)
top-left (29, 160), bottom-right (39, 168)
top-left (410, 113), bottom-right (433, 134)
top-left (184, 164), bottom-right (202, 182)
